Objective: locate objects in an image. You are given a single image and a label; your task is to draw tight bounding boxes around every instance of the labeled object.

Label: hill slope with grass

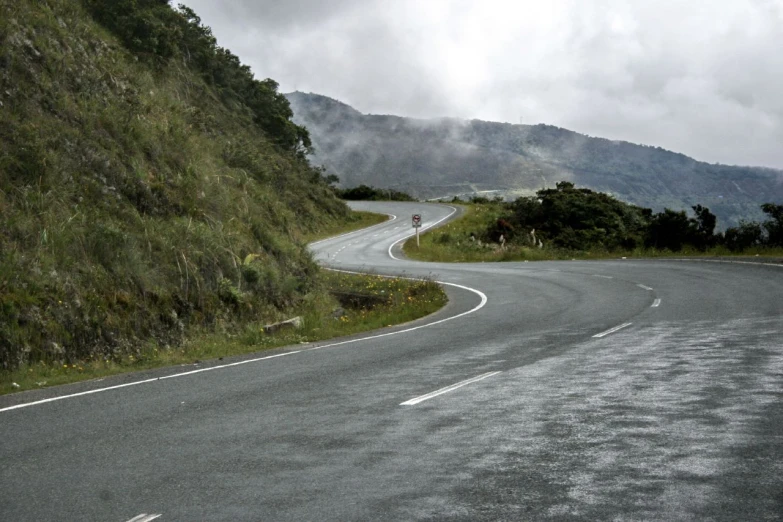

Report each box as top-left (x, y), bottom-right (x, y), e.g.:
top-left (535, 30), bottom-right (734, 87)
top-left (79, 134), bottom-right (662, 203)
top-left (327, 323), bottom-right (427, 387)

top-left (0, 0), bottom-right (354, 371)
top-left (286, 91), bottom-right (783, 229)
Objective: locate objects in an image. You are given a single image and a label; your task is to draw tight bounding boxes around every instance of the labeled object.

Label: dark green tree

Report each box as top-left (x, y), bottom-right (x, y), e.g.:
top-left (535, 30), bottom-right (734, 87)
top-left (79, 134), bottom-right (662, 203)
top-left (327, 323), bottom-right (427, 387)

top-left (723, 221), bottom-right (763, 251)
top-left (83, 0), bottom-right (311, 156)
top-left (645, 209), bottom-right (690, 251)
top-left (688, 204), bottom-right (717, 250)
top-left (761, 203), bottom-right (783, 246)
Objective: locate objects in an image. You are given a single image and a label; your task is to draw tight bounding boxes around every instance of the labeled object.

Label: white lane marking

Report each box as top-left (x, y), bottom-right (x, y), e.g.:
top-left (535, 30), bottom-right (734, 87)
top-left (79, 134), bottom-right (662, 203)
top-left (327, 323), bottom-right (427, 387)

top-left (651, 298), bottom-right (661, 307)
top-left (387, 205), bottom-right (458, 260)
top-left (592, 322), bottom-right (633, 338)
top-left (637, 284), bottom-right (654, 290)
top-left (127, 514), bottom-right (161, 522)
top-left (0, 352), bottom-right (300, 413)
top-left (400, 371), bottom-right (502, 406)
top-left (308, 214), bottom-right (397, 246)
top-left (4, 207), bottom-right (460, 413)
top-left (668, 258), bottom-right (783, 269)
top-left (592, 274), bottom-right (613, 279)
top-left (308, 269), bottom-right (488, 352)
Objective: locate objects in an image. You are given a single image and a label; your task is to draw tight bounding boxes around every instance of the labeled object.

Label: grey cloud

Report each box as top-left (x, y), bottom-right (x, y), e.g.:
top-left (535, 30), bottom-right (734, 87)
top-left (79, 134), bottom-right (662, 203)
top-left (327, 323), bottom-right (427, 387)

top-left (181, 0), bottom-right (783, 169)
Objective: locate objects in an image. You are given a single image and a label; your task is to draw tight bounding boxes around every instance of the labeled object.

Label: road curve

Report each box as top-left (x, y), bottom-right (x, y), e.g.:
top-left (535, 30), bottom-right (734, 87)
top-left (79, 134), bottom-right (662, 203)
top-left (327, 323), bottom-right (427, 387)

top-left (1, 201), bottom-right (782, 521)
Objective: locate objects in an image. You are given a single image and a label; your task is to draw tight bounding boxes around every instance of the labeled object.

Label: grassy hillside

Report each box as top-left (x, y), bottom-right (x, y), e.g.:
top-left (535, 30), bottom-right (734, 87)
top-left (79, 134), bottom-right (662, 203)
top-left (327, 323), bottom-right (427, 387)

top-left (286, 92), bottom-right (783, 229)
top-left (0, 0), bottom-right (356, 372)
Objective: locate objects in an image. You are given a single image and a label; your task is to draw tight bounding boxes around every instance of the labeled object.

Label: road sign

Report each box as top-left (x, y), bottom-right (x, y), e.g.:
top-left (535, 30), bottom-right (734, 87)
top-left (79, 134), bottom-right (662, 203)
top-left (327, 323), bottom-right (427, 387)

top-left (412, 214), bottom-right (422, 228)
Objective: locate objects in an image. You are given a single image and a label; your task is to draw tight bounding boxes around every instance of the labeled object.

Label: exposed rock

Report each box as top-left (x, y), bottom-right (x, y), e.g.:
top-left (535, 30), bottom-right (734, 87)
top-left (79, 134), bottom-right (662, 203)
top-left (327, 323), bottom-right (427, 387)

top-left (262, 316), bottom-right (303, 335)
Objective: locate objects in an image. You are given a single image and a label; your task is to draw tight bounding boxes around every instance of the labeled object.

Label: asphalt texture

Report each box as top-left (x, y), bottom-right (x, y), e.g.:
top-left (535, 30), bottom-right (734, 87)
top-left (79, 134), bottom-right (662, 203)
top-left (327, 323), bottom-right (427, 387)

top-left (1, 201), bottom-right (782, 521)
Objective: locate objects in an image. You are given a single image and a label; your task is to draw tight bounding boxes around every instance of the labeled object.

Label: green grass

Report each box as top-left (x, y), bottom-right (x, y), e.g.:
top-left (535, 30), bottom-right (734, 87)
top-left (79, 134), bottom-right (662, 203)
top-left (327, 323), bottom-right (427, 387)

top-left (1, 269), bottom-right (446, 395)
top-left (404, 203), bottom-right (783, 262)
top-left (0, 0), bottom-right (444, 395)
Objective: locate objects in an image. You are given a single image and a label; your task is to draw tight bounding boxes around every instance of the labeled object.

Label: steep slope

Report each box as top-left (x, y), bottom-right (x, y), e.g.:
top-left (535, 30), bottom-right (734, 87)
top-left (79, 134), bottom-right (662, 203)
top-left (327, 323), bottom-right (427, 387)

top-left (0, 1), bottom-right (349, 370)
top-left (287, 92), bottom-right (783, 228)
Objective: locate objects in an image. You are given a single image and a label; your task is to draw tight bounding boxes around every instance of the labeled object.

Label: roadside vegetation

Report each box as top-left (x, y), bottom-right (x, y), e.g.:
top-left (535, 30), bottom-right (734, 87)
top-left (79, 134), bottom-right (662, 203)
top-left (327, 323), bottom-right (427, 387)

top-left (1, 269), bottom-right (446, 395)
top-left (0, 0), bottom-right (446, 394)
top-left (405, 183), bottom-right (783, 262)
top-left (337, 184), bottom-right (418, 202)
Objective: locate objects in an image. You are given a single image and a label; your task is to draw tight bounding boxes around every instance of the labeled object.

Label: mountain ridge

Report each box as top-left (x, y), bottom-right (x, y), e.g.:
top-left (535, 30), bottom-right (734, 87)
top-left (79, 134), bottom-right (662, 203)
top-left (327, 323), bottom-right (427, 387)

top-left (286, 91), bottom-right (783, 228)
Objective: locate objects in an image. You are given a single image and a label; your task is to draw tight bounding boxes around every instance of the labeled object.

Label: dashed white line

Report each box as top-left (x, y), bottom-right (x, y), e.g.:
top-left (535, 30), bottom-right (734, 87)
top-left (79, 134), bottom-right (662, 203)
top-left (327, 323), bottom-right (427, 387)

top-left (592, 274), bottom-right (613, 279)
top-left (651, 298), bottom-right (661, 307)
top-left (400, 371), bottom-right (502, 406)
top-left (637, 284), bottom-right (654, 290)
top-left (127, 514), bottom-right (161, 522)
top-left (592, 322), bottom-right (633, 338)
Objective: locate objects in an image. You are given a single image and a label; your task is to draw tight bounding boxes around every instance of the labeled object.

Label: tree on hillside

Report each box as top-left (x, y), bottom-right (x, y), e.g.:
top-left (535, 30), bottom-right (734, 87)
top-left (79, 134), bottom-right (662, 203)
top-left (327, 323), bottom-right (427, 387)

top-left (761, 203), bottom-right (783, 246)
top-left (84, 0), bottom-right (311, 156)
top-left (689, 204), bottom-right (717, 250)
top-left (645, 209), bottom-right (690, 251)
top-left (723, 221), bottom-right (764, 251)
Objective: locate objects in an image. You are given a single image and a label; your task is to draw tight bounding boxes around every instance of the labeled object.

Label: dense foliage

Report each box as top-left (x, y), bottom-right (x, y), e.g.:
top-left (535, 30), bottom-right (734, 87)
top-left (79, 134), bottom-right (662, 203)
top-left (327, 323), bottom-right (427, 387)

top-left (490, 183), bottom-right (783, 253)
top-left (338, 185), bottom-right (417, 202)
top-left (83, 0), bottom-right (311, 156)
top-left (0, 0), bottom-right (348, 371)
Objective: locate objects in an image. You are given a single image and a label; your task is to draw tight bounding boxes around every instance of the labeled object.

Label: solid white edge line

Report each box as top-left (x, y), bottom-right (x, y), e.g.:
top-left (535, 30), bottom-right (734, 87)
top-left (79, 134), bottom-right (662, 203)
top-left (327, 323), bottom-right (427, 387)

top-left (308, 269), bottom-right (488, 352)
top-left (308, 213), bottom-right (397, 246)
top-left (2, 206), bottom-right (467, 414)
top-left (400, 371), bottom-right (502, 406)
top-left (0, 352), bottom-right (300, 413)
top-left (667, 258), bottom-right (783, 268)
top-left (592, 322), bottom-right (633, 338)
top-left (387, 205), bottom-right (458, 260)
top-left (651, 298), bottom-right (661, 307)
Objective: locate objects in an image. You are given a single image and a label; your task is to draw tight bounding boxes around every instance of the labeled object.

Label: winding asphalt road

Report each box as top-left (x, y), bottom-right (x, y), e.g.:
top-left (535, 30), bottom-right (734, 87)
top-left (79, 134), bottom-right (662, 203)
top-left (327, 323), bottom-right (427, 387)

top-left (2, 201), bottom-right (782, 521)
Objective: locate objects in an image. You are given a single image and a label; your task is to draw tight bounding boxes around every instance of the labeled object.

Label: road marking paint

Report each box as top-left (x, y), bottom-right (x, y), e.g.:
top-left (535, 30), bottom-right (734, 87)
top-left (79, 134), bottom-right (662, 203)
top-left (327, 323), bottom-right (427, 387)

top-left (400, 371), bottom-right (502, 406)
top-left (592, 274), bottom-right (613, 279)
top-left (668, 258), bottom-right (783, 269)
top-left (127, 514), bottom-right (161, 522)
top-left (387, 205), bottom-right (458, 260)
top-left (592, 322), bottom-right (633, 338)
top-left (308, 214), bottom-right (397, 246)
top-left (651, 298), bottom-right (661, 307)
top-left (637, 284), bottom-right (654, 290)
top-left (0, 352), bottom-right (300, 413)
top-left (309, 270), bottom-right (488, 352)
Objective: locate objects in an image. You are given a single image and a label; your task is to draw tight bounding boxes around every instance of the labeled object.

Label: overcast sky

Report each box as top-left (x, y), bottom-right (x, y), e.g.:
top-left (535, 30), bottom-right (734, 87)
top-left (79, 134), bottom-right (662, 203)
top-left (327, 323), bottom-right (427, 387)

top-left (182, 0), bottom-right (783, 169)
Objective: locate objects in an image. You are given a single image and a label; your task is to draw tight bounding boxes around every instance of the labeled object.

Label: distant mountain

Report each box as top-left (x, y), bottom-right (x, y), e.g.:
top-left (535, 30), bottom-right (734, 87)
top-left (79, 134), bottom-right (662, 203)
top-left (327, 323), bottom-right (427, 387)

top-left (286, 91), bottom-right (783, 228)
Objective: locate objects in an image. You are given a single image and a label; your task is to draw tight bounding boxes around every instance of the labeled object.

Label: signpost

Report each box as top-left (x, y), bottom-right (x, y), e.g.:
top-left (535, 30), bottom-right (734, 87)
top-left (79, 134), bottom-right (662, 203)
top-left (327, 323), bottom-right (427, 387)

top-left (412, 214), bottom-right (422, 247)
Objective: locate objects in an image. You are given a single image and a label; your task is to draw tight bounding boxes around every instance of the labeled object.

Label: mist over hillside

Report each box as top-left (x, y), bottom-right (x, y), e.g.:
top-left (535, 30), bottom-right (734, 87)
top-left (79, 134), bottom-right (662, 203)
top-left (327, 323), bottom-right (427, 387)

top-left (287, 91), bottom-right (783, 228)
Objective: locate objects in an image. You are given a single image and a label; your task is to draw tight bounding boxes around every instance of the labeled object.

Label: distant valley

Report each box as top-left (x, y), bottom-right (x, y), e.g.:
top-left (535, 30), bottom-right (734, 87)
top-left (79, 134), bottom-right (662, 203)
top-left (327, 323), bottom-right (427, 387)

top-left (286, 92), bottom-right (783, 228)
